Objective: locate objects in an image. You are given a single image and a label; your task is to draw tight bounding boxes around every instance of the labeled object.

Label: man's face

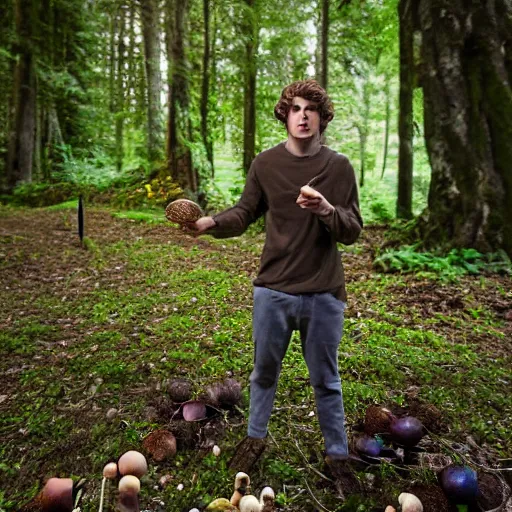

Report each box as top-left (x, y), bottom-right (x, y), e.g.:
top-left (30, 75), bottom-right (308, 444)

top-left (286, 97), bottom-right (321, 140)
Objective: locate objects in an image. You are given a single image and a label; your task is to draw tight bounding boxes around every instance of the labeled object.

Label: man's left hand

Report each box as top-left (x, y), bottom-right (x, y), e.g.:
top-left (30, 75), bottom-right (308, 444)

top-left (296, 185), bottom-right (335, 217)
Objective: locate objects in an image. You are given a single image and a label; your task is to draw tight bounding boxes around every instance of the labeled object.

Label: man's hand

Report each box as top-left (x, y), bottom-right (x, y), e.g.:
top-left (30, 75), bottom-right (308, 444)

top-left (296, 185), bottom-right (335, 217)
top-left (181, 216), bottom-right (216, 235)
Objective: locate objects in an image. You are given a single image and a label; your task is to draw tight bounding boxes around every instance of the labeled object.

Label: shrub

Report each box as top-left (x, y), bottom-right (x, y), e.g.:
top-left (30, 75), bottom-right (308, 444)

top-left (373, 246), bottom-right (512, 280)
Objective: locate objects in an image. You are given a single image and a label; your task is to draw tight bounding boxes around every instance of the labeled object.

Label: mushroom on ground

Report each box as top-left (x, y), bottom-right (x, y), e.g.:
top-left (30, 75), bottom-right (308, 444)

top-left (398, 492), bottom-right (423, 512)
top-left (99, 462), bottom-right (118, 512)
top-left (260, 486), bottom-right (275, 512)
top-left (117, 475), bottom-right (141, 512)
top-left (230, 472), bottom-right (250, 507)
top-left (206, 498), bottom-right (237, 511)
top-left (239, 495), bottom-right (261, 512)
top-left (142, 429), bottom-right (177, 461)
top-left (118, 451), bottom-right (148, 478)
top-left (39, 478), bottom-right (74, 512)
top-left (182, 400), bottom-right (208, 421)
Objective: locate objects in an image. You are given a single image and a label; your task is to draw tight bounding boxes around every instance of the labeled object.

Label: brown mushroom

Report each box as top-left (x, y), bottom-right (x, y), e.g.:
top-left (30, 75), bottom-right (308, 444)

top-left (165, 199), bottom-right (203, 224)
top-left (143, 429), bottom-right (177, 461)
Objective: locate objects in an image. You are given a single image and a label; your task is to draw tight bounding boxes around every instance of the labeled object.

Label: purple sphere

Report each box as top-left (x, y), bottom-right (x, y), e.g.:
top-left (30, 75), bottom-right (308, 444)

top-left (440, 465), bottom-right (479, 503)
top-left (389, 416), bottom-right (424, 447)
top-left (355, 436), bottom-right (382, 457)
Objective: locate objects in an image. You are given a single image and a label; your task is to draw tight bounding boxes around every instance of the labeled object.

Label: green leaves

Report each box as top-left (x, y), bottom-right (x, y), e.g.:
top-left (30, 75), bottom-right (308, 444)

top-left (373, 245), bottom-right (512, 280)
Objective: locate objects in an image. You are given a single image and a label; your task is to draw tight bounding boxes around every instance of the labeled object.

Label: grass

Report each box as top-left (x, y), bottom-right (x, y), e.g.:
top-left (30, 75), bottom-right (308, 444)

top-left (0, 205), bottom-right (510, 511)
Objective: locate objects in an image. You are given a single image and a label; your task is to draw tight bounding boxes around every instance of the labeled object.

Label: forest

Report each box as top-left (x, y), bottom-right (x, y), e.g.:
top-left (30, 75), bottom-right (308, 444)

top-left (0, 0), bottom-right (511, 511)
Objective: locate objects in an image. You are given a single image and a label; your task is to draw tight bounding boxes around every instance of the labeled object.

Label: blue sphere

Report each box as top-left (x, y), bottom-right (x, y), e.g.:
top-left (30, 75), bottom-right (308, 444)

top-left (440, 465), bottom-right (479, 503)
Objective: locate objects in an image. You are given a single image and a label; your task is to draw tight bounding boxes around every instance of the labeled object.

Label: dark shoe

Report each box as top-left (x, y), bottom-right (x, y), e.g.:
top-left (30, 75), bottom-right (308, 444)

top-left (228, 436), bottom-right (266, 473)
top-left (325, 455), bottom-right (362, 497)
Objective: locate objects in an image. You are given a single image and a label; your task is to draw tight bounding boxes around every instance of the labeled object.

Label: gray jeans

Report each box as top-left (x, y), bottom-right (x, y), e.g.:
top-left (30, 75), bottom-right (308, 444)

top-left (248, 286), bottom-right (348, 458)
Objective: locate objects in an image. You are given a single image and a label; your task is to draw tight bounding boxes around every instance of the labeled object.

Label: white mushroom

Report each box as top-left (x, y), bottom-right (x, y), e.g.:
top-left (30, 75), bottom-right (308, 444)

top-left (239, 495), bottom-right (261, 512)
top-left (260, 486), bottom-right (275, 512)
top-left (230, 472), bottom-right (250, 507)
top-left (398, 493), bottom-right (423, 512)
top-left (119, 475), bottom-right (141, 495)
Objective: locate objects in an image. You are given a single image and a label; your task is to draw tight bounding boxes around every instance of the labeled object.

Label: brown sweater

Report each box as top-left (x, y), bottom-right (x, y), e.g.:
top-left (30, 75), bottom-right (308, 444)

top-left (211, 142), bottom-right (363, 301)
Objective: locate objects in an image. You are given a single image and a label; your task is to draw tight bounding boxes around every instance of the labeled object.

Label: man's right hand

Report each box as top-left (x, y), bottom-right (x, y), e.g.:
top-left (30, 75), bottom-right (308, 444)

top-left (182, 216), bottom-right (216, 235)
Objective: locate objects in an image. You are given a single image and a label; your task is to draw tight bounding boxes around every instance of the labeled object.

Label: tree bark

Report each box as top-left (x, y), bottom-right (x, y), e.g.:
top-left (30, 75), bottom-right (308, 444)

top-left (140, 0), bottom-right (163, 165)
top-left (320, 0), bottom-right (329, 90)
top-left (128, 1), bottom-right (136, 106)
top-left (6, 0), bottom-right (37, 191)
top-left (356, 79), bottom-right (371, 188)
top-left (381, 74), bottom-right (391, 179)
top-left (416, 0), bottom-right (512, 257)
top-left (200, 0), bottom-right (214, 175)
top-left (115, 5), bottom-right (126, 172)
top-left (109, 10), bottom-right (117, 114)
top-left (166, 0), bottom-right (198, 193)
top-left (242, 0), bottom-right (257, 176)
top-left (397, 0), bottom-right (414, 219)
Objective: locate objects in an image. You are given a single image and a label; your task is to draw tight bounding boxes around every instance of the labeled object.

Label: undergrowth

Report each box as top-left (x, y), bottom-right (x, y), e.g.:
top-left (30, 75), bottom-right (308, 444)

top-left (0, 207), bottom-right (510, 511)
top-left (373, 245), bottom-right (512, 281)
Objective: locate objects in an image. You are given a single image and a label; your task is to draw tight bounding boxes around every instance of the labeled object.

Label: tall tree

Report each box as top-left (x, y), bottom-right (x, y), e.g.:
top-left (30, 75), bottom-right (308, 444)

top-left (381, 73), bottom-right (391, 179)
top-left (200, 0), bottom-right (214, 175)
top-left (242, 0), bottom-right (258, 175)
top-left (166, 0), bottom-right (198, 193)
top-left (140, 0), bottom-right (163, 165)
top-left (6, 0), bottom-right (38, 191)
top-left (115, 5), bottom-right (126, 172)
top-left (320, 0), bottom-right (329, 89)
top-left (415, 1), bottom-right (512, 256)
top-left (397, 0), bottom-right (414, 219)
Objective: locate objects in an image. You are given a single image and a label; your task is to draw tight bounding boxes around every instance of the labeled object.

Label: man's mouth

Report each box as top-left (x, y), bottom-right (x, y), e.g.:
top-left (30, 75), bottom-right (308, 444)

top-left (298, 123), bottom-right (309, 129)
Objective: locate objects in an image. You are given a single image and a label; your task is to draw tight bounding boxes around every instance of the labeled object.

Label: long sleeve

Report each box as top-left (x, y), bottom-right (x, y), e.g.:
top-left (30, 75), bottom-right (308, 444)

top-left (210, 161), bottom-right (267, 238)
top-left (319, 161), bottom-right (363, 245)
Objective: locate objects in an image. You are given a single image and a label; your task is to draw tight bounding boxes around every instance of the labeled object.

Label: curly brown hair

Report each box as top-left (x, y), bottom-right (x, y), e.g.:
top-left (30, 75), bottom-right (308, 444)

top-left (274, 79), bottom-right (334, 134)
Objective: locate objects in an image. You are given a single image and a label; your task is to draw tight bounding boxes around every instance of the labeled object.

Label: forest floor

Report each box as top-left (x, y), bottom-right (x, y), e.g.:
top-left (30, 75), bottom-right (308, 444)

top-left (0, 205), bottom-right (511, 511)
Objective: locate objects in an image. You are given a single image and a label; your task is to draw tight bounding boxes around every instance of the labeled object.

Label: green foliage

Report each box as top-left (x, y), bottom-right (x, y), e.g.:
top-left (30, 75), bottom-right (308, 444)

top-left (5, 182), bottom-right (95, 207)
top-left (373, 245), bottom-right (512, 279)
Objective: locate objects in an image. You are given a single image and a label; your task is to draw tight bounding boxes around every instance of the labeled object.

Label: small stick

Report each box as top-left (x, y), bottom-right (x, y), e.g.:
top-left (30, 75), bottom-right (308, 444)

top-left (303, 478), bottom-right (333, 512)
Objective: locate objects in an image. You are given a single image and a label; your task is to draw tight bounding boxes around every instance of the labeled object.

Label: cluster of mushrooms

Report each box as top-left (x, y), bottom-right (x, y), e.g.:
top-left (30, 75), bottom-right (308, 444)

top-left (25, 382), bottom-right (503, 512)
top-left (356, 406), bottom-right (489, 511)
top-left (203, 472), bottom-right (275, 512)
top-left (29, 454), bottom-right (276, 512)
top-left (26, 450), bottom-right (148, 512)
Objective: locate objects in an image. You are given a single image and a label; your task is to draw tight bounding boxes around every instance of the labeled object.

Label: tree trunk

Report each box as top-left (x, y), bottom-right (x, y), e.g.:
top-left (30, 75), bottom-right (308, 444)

top-left (115, 5), bottom-right (126, 172)
top-left (166, 0), bottom-right (198, 193)
top-left (6, 0), bottom-right (37, 191)
top-left (416, 0), bottom-right (512, 257)
top-left (356, 80), bottom-right (371, 188)
top-left (381, 74), bottom-right (391, 179)
top-left (242, 0), bottom-right (257, 176)
top-left (320, 0), bottom-right (328, 90)
top-left (140, 0), bottom-right (163, 165)
top-left (397, 0), bottom-right (414, 219)
top-left (128, 1), bottom-right (136, 106)
top-left (109, 10), bottom-right (117, 113)
top-left (200, 0), bottom-right (214, 175)
top-left (356, 125), bottom-right (366, 188)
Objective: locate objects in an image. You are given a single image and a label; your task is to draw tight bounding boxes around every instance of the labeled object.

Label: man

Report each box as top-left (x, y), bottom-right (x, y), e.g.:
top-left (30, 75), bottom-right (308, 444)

top-left (189, 79), bottom-right (363, 484)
